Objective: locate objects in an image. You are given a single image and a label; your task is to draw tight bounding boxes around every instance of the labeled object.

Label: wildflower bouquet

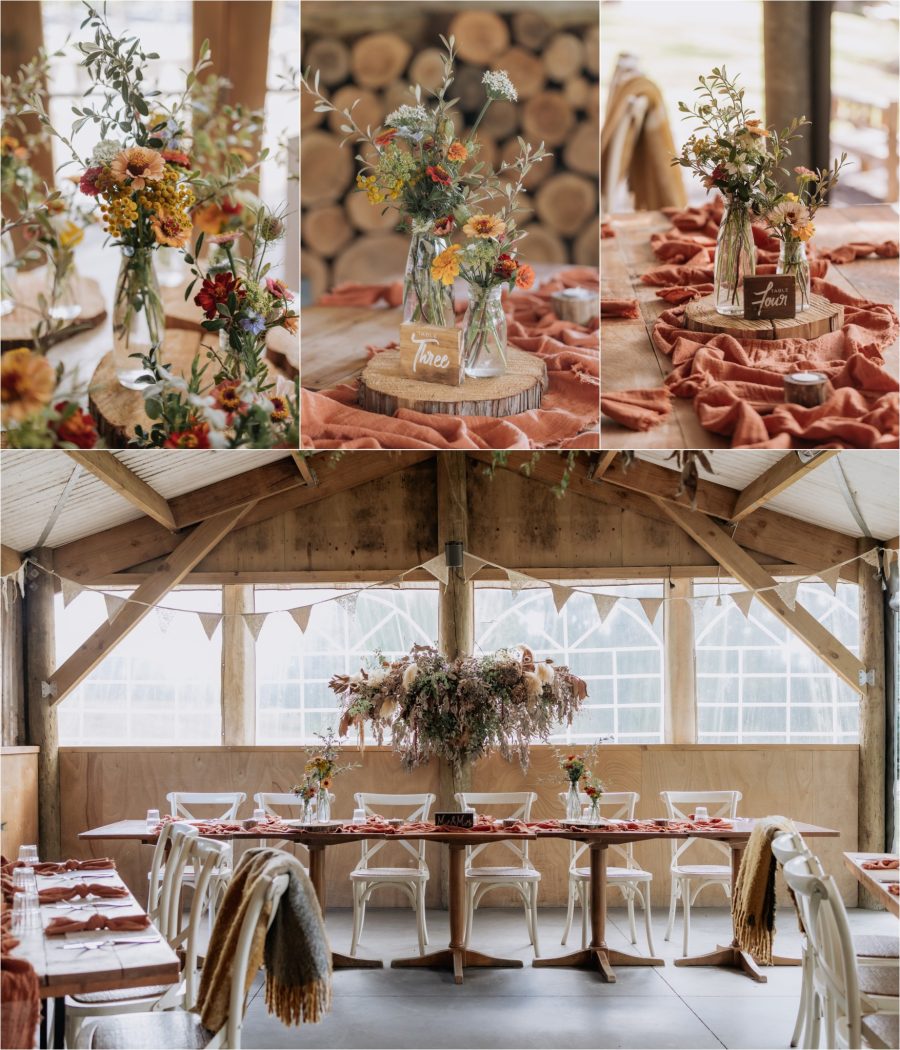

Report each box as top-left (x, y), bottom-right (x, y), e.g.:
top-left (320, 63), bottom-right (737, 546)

top-left (581, 773), bottom-right (604, 821)
top-left (560, 753), bottom-right (586, 786)
top-left (1, 347), bottom-right (99, 448)
top-left (292, 730), bottom-right (350, 821)
top-left (302, 35), bottom-right (513, 326)
top-left (760, 156), bottom-right (847, 310)
top-left (674, 67), bottom-right (807, 314)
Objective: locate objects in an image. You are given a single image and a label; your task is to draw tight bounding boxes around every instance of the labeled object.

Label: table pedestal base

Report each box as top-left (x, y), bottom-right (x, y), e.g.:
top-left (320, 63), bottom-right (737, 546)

top-left (392, 947), bottom-right (523, 985)
top-left (333, 951), bottom-right (383, 969)
top-left (534, 945), bottom-right (664, 983)
top-left (674, 941), bottom-right (801, 983)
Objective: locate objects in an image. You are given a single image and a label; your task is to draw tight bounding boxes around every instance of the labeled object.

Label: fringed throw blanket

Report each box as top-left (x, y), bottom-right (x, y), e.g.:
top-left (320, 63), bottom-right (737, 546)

top-left (732, 816), bottom-right (795, 965)
top-left (194, 848), bottom-right (332, 1033)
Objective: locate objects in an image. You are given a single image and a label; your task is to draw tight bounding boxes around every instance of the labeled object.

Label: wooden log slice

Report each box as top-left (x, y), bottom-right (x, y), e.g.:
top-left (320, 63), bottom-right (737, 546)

top-left (382, 79), bottom-right (417, 116)
top-left (300, 130), bottom-right (354, 206)
top-left (522, 91), bottom-right (575, 147)
top-left (0, 270), bottom-right (106, 351)
top-left (499, 137), bottom-right (555, 190)
top-left (583, 24), bottom-right (600, 77)
top-left (358, 347), bottom-right (547, 418)
top-left (543, 33), bottom-right (584, 82)
top-left (534, 172), bottom-right (597, 237)
top-left (408, 48), bottom-right (448, 94)
top-left (564, 120), bottom-right (600, 177)
top-left (563, 75), bottom-right (591, 110)
top-left (512, 10), bottom-right (553, 50)
top-left (302, 204), bottom-right (354, 258)
top-left (574, 216), bottom-right (600, 266)
top-left (519, 224), bottom-right (568, 264)
top-left (301, 90), bottom-right (324, 131)
top-left (480, 100), bottom-right (519, 140)
top-left (449, 11), bottom-right (509, 64)
top-left (301, 249), bottom-right (331, 305)
top-left (327, 86), bottom-right (383, 137)
top-left (683, 293), bottom-right (844, 341)
top-left (344, 188), bottom-right (399, 233)
top-left (451, 66), bottom-right (488, 112)
top-left (351, 32), bottom-right (412, 89)
top-left (305, 38), bottom-right (351, 86)
top-left (333, 233), bottom-right (409, 284)
top-left (162, 283), bottom-right (205, 330)
top-left (493, 47), bottom-right (546, 100)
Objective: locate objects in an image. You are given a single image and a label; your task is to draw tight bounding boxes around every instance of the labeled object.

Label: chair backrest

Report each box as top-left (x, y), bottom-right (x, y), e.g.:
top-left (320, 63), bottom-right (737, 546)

top-left (771, 830), bottom-right (812, 868)
top-left (355, 792), bottom-right (436, 868)
top-left (153, 823), bottom-right (199, 940)
top-left (147, 819), bottom-right (189, 920)
top-left (660, 790), bottom-right (742, 867)
top-left (253, 791), bottom-right (309, 819)
top-left (166, 791), bottom-right (246, 820)
top-left (782, 854), bottom-right (861, 1050)
top-left (456, 792), bottom-right (536, 868)
top-left (557, 790), bottom-right (640, 870)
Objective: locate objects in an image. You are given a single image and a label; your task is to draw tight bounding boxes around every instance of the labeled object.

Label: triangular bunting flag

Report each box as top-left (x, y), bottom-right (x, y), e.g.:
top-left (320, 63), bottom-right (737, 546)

top-left (592, 593), bottom-right (618, 623)
top-left (155, 607), bottom-right (176, 633)
top-left (197, 612), bottom-right (223, 640)
top-left (884, 548), bottom-right (896, 575)
top-left (691, 595), bottom-right (710, 612)
top-left (818, 565), bottom-right (842, 594)
top-left (104, 594), bottom-right (126, 622)
top-left (548, 582), bottom-right (574, 614)
top-left (730, 590), bottom-right (755, 618)
top-left (288, 606), bottom-right (312, 634)
top-left (242, 612), bottom-right (268, 641)
top-left (60, 576), bottom-right (84, 608)
top-left (861, 548), bottom-right (881, 568)
top-left (463, 553), bottom-right (486, 581)
top-left (421, 554), bottom-right (449, 587)
top-left (337, 592), bottom-right (358, 618)
top-left (506, 569), bottom-right (532, 595)
top-left (638, 596), bottom-right (663, 625)
top-left (775, 580), bottom-right (800, 611)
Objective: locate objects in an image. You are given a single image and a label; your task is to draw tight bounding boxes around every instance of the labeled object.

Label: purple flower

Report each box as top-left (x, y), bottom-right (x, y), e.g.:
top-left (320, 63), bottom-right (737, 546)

top-left (239, 312), bottom-right (266, 336)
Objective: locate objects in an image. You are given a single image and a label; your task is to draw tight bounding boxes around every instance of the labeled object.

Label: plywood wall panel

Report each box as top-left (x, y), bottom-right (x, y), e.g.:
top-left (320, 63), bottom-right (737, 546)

top-left (1, 748), bottom-right (39, 859)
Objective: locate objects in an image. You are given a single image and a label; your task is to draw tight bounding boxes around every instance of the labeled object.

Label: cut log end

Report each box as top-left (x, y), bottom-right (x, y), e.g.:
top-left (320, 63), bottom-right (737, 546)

top-left (683, 293), bottom-right (844, 341)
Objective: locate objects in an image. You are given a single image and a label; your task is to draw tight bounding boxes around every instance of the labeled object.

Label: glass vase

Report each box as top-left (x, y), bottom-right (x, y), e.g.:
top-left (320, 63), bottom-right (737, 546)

top-left (112, 247), bottom-right (164, 390)
top-left (463, 285), bottom-right (507, 379)
top-left (713, 197), bottom-right (756, 316)
top-left (155, 245), bottom-right (185, 289)
top-left (589, 798), bottom-right (601, 824)
top-left (0, 237), bottom-right (16, 317)
top-left (777, 236), bottom-right (811, 312)
top-left (316, 789), bottom-right (331, 823)
top-left (565, 782), bottom-right (582, 820)
top-left (402, 232), bottom-right (453, 327)
top-left (48, 253), bottom-right (82, 322)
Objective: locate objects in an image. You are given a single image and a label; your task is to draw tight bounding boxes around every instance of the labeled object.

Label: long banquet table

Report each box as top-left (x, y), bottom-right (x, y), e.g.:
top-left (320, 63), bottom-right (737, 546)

top-left (843, 852), bottom-right (900, 917)
top-left (80, 817), bottom-right (838, 985)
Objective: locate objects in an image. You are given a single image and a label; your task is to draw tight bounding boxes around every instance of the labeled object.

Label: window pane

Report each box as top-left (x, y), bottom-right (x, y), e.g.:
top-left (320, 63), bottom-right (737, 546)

top-left (475, 583), bottom-right (665, 744)
top-left (695, 581), bottom-right (859, 743)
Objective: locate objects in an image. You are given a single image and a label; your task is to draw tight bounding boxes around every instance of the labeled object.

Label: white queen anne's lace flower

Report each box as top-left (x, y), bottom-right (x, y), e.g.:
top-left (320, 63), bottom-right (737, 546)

top-left (385, 104), bottom-right (429, 131)
top-left (90, 139), bottom-right (124, 166)
top-left (482, 69), bottom-right (517, 102)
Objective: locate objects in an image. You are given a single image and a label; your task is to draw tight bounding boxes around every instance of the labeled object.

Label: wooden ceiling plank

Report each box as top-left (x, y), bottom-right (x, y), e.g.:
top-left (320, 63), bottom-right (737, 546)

top-left (290, 452), bottom-right (318, 486)
top-left (654, 497), bottom-right (866, 695)
top-left (52, 452), bottom-right (435, 583)
top-left (730, 451), bottom-right (840, 523)
top-left (66, 451), bottom-right (177, 532)
top-left (169, 457), bottom-right (305, 528)
top-left (589, 451), bottom-right (618, 480)
top-left (49, 502), bottom-right (257, 706)
top-left (1, 544), bottom-right (22, 576)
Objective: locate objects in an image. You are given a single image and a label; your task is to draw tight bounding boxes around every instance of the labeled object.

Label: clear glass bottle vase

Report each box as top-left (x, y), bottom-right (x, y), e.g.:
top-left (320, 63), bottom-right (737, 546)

top-left (402, 232), bottom-right (453, 327)
top-left (713, 197), bottom-right (756, 316)
top-left (112, 247), bottom-right (164, 390)
top-left (777, 236), bottom-right (811, 312)
top-left (1, 236), bottom-right (17, 317)
top-left (463, 285), bottom-right (507, 379)
top-left (48, 252), bottom-right (83, 321)
top-left (316, 789), bottom-right (331, 823)
top-left (565, 782), bottom-right (582, 820)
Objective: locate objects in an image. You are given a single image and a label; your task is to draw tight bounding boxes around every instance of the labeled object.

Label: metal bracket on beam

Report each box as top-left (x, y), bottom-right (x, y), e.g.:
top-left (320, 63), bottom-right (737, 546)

top-left (858, 668), bottom-right (875, 688)
top-left (41, 680), bottom-right (58, 700)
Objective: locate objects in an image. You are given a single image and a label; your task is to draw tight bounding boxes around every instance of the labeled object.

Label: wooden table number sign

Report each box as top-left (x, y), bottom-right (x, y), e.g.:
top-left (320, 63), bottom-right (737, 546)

top-left (398, 323), bottom-right (464, 386)
top-left (743, 274), bottom-right (796, 320)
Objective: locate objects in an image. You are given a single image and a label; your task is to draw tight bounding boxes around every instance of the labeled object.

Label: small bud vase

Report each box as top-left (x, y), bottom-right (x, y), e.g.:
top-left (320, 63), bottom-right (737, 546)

top-left (777, 236), bottom-right (811, 312)
top-left (48, 253), bottom-right (82, 322)
top-left (112, 247), bottom-right (164, 390)
top-left (714, 197), bottom-right (756, 316)
top-left (403, 232), bottom-right (453, 327)
top-left (565, 782), bottom-right (582, 820)
top-left (316, 789), bottom-right (331, 823)
top-left (463, 285), bottom-right (506, 378)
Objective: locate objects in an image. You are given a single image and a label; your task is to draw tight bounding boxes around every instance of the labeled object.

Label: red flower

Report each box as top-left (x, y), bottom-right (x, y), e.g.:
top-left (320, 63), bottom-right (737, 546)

top-left (194, 272), bottom-right (243, 319)
top-left (163, 424), bottom-right (210, 449)
top-left (269, 396), bottom-right (289, 423)
top-left (49, 403), bottom-right (98, 449)
top-left (374, 128), bottom-right (398, 148)
top-left (79, 166), bottom-right (103, 197)
top-left (426, 165), bottom-right (451, 187)
top-left (162, 149), bottom-right (191, 169)
top-left (221, 197), bottom-right (242, 216)
top-left (433, 215), bottom-right (455, 236)
top-left (493, 252), bottom-right (518, 280)
top-left (514, 264), bottom-right (535, 290)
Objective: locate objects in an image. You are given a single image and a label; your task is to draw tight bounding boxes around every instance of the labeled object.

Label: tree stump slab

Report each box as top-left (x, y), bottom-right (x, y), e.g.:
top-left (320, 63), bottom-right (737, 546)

top-left (162, 283), bottom-right (205, 331)
top-left (88, 329), bottom-right (204, 447)
top-left (358, 348), bottom-right (547, 417)
top-left (683, 293), bottom-right (843, 341)
top-left (1, 270), bottom-right (106, 351)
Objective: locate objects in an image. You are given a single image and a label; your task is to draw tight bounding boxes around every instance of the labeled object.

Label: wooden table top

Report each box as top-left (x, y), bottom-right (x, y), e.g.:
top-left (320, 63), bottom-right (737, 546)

top-left (8, 868), bottom-right (179, 999)
top-left (843, 852), bottom-right (900, 917)
top-left (601, 203), bottom-right (900, 450)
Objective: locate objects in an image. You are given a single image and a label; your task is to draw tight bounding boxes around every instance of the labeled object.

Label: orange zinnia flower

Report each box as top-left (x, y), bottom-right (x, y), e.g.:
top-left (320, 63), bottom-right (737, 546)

top-left (463, 214), bottom-right (506, 240)
top-left (426, 164), bottom-right (452, 187)
top-left (514, 264), bottom-right (535, 290)
top-left (151, 210), bottom-right (191, 248)
top-left (109, 147), bottom-right (165, 190)
top-left (1, 348), bottom-right (56, 423)
top-left (447, 141), bottom-right (468, 163)
top-left (430, 244), bottom-right (462, 286)
top-left (374, 128), bottom-right (398, 148)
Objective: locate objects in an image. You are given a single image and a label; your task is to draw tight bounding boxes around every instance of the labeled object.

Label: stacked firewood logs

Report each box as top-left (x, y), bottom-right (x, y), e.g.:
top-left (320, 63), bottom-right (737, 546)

top-left (301, 5), bottom-right (599, 302)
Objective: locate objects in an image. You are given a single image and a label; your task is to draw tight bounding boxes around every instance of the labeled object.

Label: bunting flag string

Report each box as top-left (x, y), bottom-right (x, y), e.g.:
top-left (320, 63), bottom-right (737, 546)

top-left (103, 593), bottom-right (126, 623)
top-left (592, 593), bottom-right (618, 623)
top-left (421, 554), bottom-right (449, 587)
top-left (729, 590), bottom-right (756, 619)
top-left (638, 596), bottom-right (663, 625)
top-left (242, 612), bottom-right (268, 642)
top-left (60, 577), bottom-right (84, 608)
top-left (288, 606), bottom-right (312, 634)
top-left (197, 612), bottom-right (223, 641)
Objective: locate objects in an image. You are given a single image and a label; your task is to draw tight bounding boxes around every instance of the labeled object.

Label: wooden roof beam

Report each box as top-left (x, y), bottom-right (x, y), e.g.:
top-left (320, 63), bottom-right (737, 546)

top-left (49, 502), bottom-right (257, 706)
top-left (655, 498), bottom-right (866, 696)
top-left (1, 544), bottom-right (22, 576)
top-left (589, 451), bottom-right (618, 480)
top-left (290, 452), bottom-right (318, 486)
top-left (730, 451), bottom-right (839, 523)
top-left (66, 451), bottom-right (177, 531)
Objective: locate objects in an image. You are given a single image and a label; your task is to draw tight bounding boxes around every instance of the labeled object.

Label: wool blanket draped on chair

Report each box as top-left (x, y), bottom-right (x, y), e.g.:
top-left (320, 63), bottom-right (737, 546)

top-left (601, 201), bottom-right (899, 447)
top-left (732, 816), bottom-right (797, 966)
top-left (301, 269), bottom-right (599, 450)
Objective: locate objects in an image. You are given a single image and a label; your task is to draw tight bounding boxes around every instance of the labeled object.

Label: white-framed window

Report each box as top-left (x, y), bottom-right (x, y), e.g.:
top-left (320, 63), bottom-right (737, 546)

top-left (474, 583), bottom-right (665, 743)
top-left (694, 580), bottom-right (860, 743)
top-left (56, 587), bottom-right (223, 745)
top-left (254, 585), bottom-right (439, 744)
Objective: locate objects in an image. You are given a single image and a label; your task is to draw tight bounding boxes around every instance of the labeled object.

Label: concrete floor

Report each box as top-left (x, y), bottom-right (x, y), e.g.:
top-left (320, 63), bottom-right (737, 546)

top-left (240, 904), bottom-right (897, 1049)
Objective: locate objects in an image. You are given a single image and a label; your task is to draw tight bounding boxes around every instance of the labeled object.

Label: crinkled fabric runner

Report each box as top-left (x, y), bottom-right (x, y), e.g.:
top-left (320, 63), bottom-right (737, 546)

top-left (603, 201), bottom-right (899, 447)
top-left (302, 268), bottom-right (600, 450)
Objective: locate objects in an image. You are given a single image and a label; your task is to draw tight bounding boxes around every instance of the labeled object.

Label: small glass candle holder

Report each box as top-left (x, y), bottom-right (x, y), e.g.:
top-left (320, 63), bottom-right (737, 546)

top-left (253, 808), bottom-right (267, 825)
top-left (17, 844), bottom-right (38, 865)
top-left (694, 806), bottom-right (709, 822)
top-left (352, 808), bottom-right (367, 825)
top-left (146, 809), bottom-right (161, 832)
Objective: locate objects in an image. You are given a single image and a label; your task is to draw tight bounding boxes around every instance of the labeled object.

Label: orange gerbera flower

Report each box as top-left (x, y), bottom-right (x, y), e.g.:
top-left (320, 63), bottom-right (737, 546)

top-left (374, 128), bottom-right (398, 148)
top-left (1, 348), bottom-right (56, 423)
top-left (463, 214), bottom-right (506, 240)
top-left (430, 244), bottom-right (462, 286)
top-left (191, 202), bottom-right (227, 235)
top-left (514, 264), bottom-right (535, 290)
top-left (742, 119), bottom-right (770, 139)
top-left (447, 141), bottom-right (468, 163)
top-left (151, 209), bottom-right (191, 248)
top-left (109, 147), bottom-right (164, 190)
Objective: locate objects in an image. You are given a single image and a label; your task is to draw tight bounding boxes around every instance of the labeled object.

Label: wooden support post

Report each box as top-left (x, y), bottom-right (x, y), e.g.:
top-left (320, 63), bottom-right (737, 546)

top-left (857, 540), bottom-right (886, 907)
top-left (23, 550), bottom-right (59, 860)
top-left (221, 585), bottom-right (256, 746)
top-left (664, 577), bottom-right (696, 744)
top-left (2, 577), bottom-right (26, 746)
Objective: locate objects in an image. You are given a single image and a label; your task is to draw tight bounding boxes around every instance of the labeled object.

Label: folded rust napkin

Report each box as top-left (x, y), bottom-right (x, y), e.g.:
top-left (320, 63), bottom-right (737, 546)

top-left (38, 882), bottom-right (130, 904)
top-left (45, 913), bottom-right (151, 936)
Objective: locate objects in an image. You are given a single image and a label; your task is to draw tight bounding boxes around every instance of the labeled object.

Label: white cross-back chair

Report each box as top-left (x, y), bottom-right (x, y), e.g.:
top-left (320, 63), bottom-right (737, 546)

top-left (350, 792), bottom-right (436, 956)
top-left (164, 791), bottom-right (246, 926)
top-left (88, 867), bottom-right (291, 1050)
top-left (558, 790), bottom-right (655, 955)
top-left (660, 790), bottom-right (742, 956)
top-left (68, 825), bottom-right (228, 1048)
top-left (782, 853), bottom-right (898, 1050)
top-left (455, 791), bottom-right (541, 957)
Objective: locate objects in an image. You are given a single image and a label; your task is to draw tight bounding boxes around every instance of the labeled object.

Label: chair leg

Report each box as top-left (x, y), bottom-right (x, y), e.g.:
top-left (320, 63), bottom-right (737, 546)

top-left (464, 883), bottom-right (474, 948)
top-left (530, 883), bottom-right (541, 958)
top-left (415, 882), bottom-right (426, 957)
top-left (420, 882), bottom-right (430, 946)
top-left (681, 879), bottom-right (691, 958)
top-left (350, 883), bottom-right (362, 957)
top-left (790, 948), bottom-right (811, 1048)
top-left (640, 883), bottom-right (656, 956)
top-left (626, 886), bottom-right (638, 946)
top-left (65, 1010), bottom-right (81, 1050)
top-left (665, 879), bottom-right (678, 942)
top-left (580, 882), bottom-right (588, 950)
top-left (561, 877), bottom-right (576, 946)
top-left (807, 992), bottom-right (822, 1050)
top-left (522, 884), bottom-right (535, 946)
